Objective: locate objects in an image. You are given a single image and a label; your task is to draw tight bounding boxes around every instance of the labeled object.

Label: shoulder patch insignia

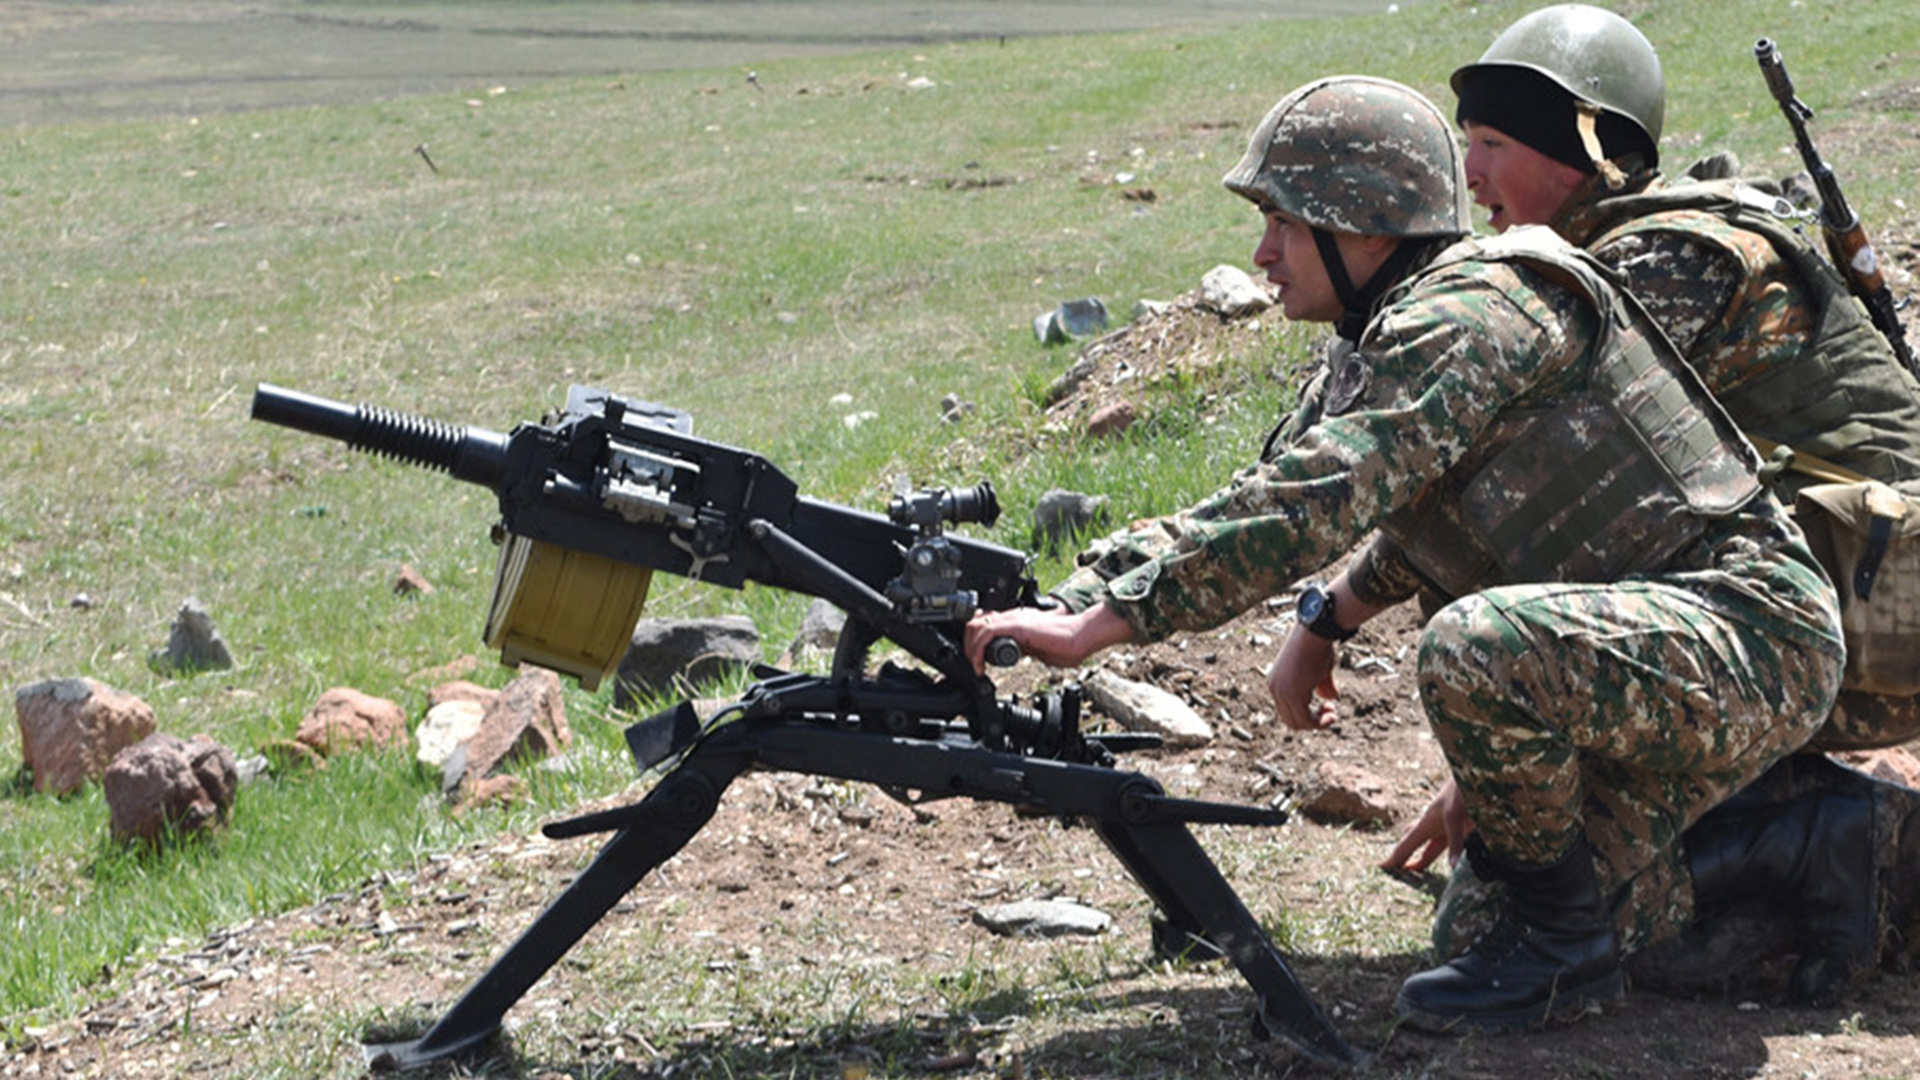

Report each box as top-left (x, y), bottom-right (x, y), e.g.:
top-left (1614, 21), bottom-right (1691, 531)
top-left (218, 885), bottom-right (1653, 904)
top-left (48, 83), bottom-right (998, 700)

top-left (1325, 341), bottom-right (1373, 415)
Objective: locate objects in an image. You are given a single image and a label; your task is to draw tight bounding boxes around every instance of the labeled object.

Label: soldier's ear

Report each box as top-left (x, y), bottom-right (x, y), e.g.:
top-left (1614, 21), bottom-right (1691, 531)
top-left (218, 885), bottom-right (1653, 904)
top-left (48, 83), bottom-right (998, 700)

top-left (1346, 233), bottom-right (1404, 272)
top-left (1358, 234), bottom-right (1401, 258)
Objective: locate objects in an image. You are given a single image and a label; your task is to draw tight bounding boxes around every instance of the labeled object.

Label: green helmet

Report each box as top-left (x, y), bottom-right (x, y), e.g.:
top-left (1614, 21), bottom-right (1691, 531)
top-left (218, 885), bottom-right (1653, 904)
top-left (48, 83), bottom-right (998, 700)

top-left (1222, 75), bottom-right (1471, 239)
top-left (1452, 4), bottom-right (1664, 153)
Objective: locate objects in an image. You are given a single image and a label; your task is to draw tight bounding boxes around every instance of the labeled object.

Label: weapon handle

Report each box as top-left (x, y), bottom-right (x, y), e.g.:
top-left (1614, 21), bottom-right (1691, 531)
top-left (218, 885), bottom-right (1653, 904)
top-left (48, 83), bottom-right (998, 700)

top-left (250, 383), bottom-right (510, 488)
top-left (984, 635), bottom-right (1023, 668)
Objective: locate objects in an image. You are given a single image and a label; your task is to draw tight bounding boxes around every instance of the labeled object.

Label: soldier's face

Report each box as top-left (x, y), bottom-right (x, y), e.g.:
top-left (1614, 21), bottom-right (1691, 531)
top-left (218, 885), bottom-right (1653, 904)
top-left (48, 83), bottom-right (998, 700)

top-left (1253, 211), bottom-right (1340, 323)
top-left (1461, 121), bottom-right (1588, 232)
top-left (1253, 210), bottom-right (1394, 325)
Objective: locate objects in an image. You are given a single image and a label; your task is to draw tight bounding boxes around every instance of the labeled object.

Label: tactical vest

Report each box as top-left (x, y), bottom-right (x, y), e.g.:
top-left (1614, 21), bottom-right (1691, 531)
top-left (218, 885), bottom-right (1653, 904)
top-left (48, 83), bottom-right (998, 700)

top-left (1375, 229), bottom-right (1762, 598)
top-left (1585, 180), bottom-right (1920, 494)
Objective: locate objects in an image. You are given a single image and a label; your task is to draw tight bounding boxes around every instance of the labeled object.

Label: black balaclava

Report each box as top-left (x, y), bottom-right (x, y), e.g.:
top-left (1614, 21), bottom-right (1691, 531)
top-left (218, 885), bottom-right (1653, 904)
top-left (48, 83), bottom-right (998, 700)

top-left (1454, 66), bottom-right (1655, 175)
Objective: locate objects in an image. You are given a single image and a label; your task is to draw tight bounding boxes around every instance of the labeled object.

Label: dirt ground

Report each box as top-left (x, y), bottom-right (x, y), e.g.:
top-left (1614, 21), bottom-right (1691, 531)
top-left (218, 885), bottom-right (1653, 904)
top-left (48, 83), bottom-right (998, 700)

top-left (12, 272), bottom-right (1920, 1080)
top-left (14, 596), bottom-right (1920, 1080)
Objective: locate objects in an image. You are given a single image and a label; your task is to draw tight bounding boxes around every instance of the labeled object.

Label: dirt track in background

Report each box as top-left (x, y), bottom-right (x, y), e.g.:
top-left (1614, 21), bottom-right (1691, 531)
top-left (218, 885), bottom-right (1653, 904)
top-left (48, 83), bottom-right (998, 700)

top-left (0, 0), bottom-right (1396, 127)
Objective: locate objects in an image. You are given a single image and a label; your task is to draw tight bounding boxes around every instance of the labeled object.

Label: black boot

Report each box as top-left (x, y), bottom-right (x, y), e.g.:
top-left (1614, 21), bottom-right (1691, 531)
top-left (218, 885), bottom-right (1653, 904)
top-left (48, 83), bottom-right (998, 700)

top-left (1628, 753), bottom-right (1920, 1006)
top-left (1879, 765), bottom-right (1920, 974)
top-left (1397, 833), bottom-right (1623, 1032)
top-left (1692, 778), bottom-right (1874, 1005)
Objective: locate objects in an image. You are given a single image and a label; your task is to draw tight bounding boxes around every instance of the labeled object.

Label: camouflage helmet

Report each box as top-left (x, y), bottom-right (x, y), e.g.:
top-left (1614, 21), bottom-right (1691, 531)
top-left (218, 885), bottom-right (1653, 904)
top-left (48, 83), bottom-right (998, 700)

top-left (1222, 75), bottom-right (1471, 239)
top-left (1451, 4), bottom-right (1664, 153)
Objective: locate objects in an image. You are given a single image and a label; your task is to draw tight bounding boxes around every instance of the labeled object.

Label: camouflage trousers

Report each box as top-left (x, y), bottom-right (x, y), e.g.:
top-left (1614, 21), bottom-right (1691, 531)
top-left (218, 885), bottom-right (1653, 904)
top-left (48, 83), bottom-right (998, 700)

top-left (1419, 580), bottom-right (1842, 955)
top-left (1437, 688), bottom-right (1920, 958)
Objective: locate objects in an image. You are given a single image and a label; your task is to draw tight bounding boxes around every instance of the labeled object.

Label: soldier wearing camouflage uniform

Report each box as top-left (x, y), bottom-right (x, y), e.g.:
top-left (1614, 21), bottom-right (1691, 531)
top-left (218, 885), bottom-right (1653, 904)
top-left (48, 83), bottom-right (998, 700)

top-left (1455, 3), bottom-right (1920, 751)
top-left (1389, 3), bottom-right (1920, 1006)
top-left (965, 75), bottom-right (1844, 1032)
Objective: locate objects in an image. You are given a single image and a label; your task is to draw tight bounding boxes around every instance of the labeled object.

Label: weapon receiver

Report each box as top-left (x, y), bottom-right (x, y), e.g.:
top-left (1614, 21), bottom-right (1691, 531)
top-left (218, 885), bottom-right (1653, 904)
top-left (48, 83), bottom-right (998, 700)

top-left (249, 383), bottom-right (1364, 1071)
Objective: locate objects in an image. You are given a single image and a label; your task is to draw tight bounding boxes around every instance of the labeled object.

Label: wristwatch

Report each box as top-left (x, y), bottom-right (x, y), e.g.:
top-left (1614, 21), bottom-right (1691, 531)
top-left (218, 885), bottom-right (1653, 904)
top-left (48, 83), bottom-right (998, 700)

top-left (1297, 582), bottom-right (1357, 642)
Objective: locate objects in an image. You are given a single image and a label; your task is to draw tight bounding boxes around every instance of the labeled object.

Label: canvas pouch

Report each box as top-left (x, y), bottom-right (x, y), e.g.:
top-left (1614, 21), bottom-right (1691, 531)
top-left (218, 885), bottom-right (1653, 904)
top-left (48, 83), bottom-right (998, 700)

top-left (1796, 480), bottom-right (1920, 694)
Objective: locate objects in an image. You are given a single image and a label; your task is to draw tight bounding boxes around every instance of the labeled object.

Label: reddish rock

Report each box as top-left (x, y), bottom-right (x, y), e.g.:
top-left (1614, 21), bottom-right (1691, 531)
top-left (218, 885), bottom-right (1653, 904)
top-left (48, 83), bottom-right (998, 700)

top-left (15, 677), bottom-right (157, 796)
top-left (295, 687), bottom-right (408, 757)
top-left (1085, 400), bottom-right (1137, 438)
top-left (104, 733), bottom-right (238, 846)
top-left (462, 667), bottom-right (569, 779)
top-left (392, 563), bottom-right (435, 595)
top-left (1295, 759), bottom-right (1397, 829)
top-left (428, 679), bottom-right (500, 710)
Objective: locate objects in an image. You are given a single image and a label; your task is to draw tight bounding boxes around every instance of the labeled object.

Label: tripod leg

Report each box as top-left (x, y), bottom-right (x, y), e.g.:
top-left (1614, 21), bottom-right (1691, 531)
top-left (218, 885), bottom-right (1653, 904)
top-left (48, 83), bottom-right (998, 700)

top-left (364, 753), bottom-right (747, 1070)
top-left (1095, 818), bottom-right (1364, 1069)
top-left (743, 716), bottom-right (1360, 1065)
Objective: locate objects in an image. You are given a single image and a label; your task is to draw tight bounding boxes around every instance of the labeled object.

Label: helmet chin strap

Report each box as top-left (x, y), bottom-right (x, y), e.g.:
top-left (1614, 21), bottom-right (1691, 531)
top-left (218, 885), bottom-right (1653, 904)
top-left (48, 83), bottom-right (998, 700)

top-left (1311, 226), bottom-right (1429, 342)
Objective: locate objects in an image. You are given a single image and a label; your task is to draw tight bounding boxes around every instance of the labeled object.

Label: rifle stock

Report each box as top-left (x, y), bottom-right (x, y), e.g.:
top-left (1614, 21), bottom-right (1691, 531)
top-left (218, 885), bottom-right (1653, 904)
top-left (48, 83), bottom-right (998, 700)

top-left (1756, 37), bottom-right (1918, 378)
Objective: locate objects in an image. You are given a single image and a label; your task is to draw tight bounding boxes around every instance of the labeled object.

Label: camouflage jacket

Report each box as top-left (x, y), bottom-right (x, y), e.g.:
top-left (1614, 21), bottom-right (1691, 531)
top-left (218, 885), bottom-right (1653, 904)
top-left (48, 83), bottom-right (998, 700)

top-left (1555, 173), bottom-right (1920, 491)
top-left (1051, 230), bottom-right (1840, 657)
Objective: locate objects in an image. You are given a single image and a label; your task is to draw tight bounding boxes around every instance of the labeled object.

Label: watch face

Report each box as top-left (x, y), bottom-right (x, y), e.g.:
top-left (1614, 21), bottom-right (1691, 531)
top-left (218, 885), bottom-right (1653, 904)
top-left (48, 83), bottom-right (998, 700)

top-left (1298, 586), bottom-right (1328, 622)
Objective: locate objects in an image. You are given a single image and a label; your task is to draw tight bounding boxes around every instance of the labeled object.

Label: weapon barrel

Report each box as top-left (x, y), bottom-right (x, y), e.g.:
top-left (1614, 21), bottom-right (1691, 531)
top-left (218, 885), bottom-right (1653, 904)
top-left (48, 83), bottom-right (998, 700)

top-left (1755, 38), bottom-right (1857, 230)
top-left (1755, 38), bottom-right (1794, 105)
top-left (1753, 37), bottom-right (1914, 375)
top-left (250, 383), bottom-right (510, 489)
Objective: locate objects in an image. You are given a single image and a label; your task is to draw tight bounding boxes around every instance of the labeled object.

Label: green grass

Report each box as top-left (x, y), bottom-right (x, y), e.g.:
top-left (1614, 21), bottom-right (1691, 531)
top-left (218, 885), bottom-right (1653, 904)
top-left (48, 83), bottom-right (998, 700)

top-left (3, 0), bottom-right (1920, 1065)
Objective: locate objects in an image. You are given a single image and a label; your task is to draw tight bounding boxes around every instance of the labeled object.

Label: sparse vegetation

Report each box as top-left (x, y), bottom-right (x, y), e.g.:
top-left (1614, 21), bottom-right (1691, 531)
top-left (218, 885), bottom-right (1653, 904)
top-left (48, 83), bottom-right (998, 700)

top-left (4, 1), bottom-right (1920, 1077)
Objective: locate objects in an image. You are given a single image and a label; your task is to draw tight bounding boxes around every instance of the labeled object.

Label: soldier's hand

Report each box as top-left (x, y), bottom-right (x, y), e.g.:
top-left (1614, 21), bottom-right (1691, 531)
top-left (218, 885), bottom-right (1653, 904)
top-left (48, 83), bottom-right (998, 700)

top-left (1382, 777), bottom-right (1471, 873)
top-left (964, 603), bottom-right (1133, 673)
top-left (1267, 624), bottom-right (1341, 730)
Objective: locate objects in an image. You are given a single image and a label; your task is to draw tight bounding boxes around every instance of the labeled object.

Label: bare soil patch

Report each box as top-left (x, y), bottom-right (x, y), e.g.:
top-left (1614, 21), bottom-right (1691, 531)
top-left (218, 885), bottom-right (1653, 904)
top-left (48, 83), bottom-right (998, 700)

top-left (18, 596), bottom-right (1920, 1080)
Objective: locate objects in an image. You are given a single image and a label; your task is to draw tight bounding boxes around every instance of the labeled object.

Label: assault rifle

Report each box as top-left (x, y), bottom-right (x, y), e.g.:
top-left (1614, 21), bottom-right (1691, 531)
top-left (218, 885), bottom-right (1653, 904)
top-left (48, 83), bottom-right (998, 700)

top-left (1756, 37), bottom-right (1919, 379)
top-left (249, 383), bottom-right (1363, 1071)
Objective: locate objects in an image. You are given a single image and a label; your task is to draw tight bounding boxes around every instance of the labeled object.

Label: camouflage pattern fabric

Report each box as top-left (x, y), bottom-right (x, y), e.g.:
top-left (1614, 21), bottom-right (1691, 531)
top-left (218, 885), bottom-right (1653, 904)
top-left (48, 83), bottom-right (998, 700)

top-left (1817, 689), bottom-right (1920, 752)
top-left (1053, 231), bottom-right (1844, 926)
top-left (1558, 175), bottom-right (1920, 500)
top-left (1423, 580), bottom-right (1839, 952)
top-left (1571, 199), bottom-right (1784, 400)
top-left (1561, 178), bottom-right (1920, 749)
top-left (1436, 691), bottom-right (1920, 953)
top-left (1429, 860), bottom-right (1502, 962)
top-left (1418, 173), bottom-right (1920, 958)
top-left (1222, 75), bottom-right (1471, 239)
top-left (1373, 231), bottom-right (1765, 598)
